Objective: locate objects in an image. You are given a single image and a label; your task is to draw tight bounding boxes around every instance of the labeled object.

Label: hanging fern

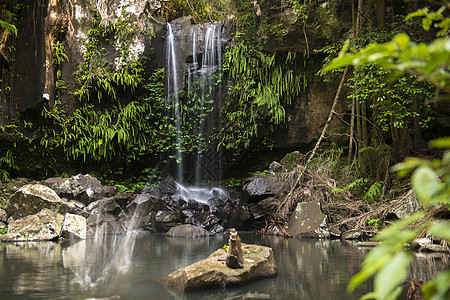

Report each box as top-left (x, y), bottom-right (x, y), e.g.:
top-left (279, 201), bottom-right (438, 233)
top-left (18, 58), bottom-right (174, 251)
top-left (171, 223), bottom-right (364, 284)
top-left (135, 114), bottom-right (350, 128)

top-left (220, 42), bottom-right (304, 151)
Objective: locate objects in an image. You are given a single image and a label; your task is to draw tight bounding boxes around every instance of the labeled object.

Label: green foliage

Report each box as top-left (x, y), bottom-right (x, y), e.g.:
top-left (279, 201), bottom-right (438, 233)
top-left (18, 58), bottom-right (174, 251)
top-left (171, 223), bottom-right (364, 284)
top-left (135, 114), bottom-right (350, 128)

top-left (350, 137), bottom-right (450, 300)
top-left (0, 19), bottom-right (16, 36)
top-left (0, 224), bottom-right (7, 234)
top-left (363, 181), bottom-right (383, 202)
top-left (332, 178), bottom-right (384, 202)
top-left (73, 16), bottom-right (144, 103)
top-left (52, 41), bottom-right (68, 66)
top-left (40, 100), bottom-right (147, 162)
top-left (162, 0), bottom-right (228, 23)
top-left (0, 149), bottom-right (18, 182)
top-left (348, 64), bottom-right (434, 132)
top-left (406, 5), bottom-right (450, 37)
top-left (364, 217), bottom-right (382, 229)
top-left (324, 33), bottom-right (449, 96)
top-left (220, 43), bottom-right (303, 151)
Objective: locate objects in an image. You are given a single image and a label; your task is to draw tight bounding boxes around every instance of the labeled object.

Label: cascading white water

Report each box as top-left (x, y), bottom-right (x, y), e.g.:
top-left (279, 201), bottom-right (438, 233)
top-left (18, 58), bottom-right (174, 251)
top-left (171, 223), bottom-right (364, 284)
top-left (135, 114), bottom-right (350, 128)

top-left (175, 182), bottom-right (229, 204)
top-left (191, 23), bottom-right (222, 184)
top-left (68, 206), bottom-right (142, 295)
top-left (166, 23), bottom-right (184, 183)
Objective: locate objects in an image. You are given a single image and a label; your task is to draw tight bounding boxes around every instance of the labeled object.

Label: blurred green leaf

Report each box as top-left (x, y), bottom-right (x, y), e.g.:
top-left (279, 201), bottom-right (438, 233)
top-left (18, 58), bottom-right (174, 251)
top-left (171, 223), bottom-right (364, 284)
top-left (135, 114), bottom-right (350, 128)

top-left (412, 166), bottom-right (441, 206)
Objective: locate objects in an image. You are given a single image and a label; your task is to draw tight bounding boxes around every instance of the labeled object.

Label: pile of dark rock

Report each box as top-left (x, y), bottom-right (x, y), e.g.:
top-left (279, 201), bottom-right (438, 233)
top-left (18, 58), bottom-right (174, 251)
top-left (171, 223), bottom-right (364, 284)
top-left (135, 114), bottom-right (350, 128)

top-left (0, 174), bottom-right (253, 242)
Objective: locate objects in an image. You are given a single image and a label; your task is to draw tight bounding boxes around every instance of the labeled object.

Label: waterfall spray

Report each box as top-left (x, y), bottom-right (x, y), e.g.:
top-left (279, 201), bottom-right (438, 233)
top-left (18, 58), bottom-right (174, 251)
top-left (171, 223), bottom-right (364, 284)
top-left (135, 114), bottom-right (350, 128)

top-left (166, 23), bottom-right (184, 183)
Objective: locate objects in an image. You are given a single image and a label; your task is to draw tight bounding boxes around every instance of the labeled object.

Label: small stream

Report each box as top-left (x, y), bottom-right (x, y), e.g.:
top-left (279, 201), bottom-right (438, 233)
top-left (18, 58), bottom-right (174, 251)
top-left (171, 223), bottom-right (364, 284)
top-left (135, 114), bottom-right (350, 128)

top-left (0, 233), bottom-right (445, 299)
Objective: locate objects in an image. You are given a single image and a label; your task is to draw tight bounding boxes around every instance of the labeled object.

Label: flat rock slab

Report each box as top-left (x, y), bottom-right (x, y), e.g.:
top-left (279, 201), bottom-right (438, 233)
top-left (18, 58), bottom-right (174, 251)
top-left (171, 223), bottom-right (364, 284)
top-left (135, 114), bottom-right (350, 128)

top-left (159, 244), bottom-right (277, 292)
top-left (287, 201), bottom-right (329, 238)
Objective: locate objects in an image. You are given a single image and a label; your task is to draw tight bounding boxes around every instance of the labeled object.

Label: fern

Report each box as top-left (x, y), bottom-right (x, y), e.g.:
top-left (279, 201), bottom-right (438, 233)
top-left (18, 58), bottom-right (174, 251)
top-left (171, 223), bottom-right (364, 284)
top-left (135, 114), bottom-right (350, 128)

top-left (363, 181), bottom-right (384, 202)
top-left (220, 42), bottom-right (304, 151)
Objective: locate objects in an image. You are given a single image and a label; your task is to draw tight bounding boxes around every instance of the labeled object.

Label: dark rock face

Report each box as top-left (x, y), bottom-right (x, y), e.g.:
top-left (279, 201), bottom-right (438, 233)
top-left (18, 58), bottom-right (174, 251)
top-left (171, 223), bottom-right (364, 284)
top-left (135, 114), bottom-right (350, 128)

top-left (241, 176), bottom-right (284, 204)
top-left (165, 224), bottom-right (213, 238)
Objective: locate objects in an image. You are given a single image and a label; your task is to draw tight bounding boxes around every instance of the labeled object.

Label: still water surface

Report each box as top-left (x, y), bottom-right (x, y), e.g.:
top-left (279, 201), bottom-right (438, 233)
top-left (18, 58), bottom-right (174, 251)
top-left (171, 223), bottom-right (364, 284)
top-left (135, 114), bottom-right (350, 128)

top-left (0, 232), bottom-right (438, 300)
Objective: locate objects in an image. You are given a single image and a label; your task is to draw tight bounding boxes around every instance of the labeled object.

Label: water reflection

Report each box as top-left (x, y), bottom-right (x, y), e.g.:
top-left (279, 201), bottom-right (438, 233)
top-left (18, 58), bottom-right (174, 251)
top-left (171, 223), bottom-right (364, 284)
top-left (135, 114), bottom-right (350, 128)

top-left (0, 234), bottom-right (447, 300)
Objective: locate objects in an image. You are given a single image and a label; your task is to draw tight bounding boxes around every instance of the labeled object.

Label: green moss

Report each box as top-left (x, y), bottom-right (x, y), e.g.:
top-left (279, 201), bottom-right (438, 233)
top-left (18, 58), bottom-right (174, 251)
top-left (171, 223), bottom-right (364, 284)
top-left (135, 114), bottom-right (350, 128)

top-left (280, 151), bottom-right (304, 172)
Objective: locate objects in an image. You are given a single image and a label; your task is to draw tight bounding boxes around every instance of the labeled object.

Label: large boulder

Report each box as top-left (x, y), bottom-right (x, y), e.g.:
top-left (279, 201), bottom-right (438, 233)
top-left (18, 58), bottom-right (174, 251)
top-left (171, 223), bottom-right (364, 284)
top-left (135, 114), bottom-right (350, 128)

top-left (159, 244), bottom-right (277, 292)
top-left (44, 174), bottom-right (104, 205)
top-left (241, 176), bottom-right (284, 204)
top-left (287, 201), bottom-right (330, 238)
top-left (62, 213), bottom-right (87, 239)
top-left (5, 184), bottom-right (65, 221)
top-left (388, 189), bottom-right (422, 219)
top-left (165, 224), bottom-right (213, 238)
top-left (2, 208), bottom-right (65, 241)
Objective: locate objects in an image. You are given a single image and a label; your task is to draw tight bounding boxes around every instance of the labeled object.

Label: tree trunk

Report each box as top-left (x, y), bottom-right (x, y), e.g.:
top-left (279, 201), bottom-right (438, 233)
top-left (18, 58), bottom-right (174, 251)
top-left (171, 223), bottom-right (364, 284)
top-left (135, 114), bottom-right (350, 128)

top-left (374, 0), bottom-right (386, 29)
top-left (348, 97), bottom-right (356, 165)
top-left (361, 99), bottom-right (368, 146)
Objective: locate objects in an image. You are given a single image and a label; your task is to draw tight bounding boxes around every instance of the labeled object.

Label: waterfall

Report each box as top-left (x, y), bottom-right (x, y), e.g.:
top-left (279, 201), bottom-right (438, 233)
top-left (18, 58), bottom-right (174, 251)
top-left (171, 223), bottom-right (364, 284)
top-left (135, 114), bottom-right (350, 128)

top-left (191, 23), bottom-right (222, 184)
top-left (165, 23), bottom-right (184, 183)
top-left (165, 21), bottom-right (224, 184)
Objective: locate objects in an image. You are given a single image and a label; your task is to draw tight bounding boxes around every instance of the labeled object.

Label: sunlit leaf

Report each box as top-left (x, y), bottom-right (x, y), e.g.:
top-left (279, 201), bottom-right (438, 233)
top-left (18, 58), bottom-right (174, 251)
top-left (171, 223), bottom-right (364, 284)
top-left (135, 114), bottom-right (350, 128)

top-left (429, 137), bottom-right (450, 149)
top-left (412, 166), bottom-right (441, 206)
top-left (375, 251), bottom-right (411, 300)
top-left (428, 221), bottom-right (450, 241)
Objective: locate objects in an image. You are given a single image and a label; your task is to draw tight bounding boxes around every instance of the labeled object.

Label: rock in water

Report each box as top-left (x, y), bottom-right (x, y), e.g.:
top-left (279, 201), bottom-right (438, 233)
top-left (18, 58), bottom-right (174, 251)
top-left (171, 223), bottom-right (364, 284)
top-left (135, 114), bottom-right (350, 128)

top-left (165, 224), bottom-right (213, 238)
top-left (159, 244), bottom-right (277, 292)
top-left (2, 208), bottom-right (64, 241)
top-left (6, 184), bottom-right (64, 220)
top-left (62, 213), bottom-right (87, 239)
top-left (287, 201), bottom-right (330, 238)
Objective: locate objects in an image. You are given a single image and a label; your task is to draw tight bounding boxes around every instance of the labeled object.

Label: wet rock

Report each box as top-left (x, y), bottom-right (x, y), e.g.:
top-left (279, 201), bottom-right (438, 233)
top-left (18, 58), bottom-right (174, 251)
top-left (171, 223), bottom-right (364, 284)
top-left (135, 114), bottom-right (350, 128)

top-left (62, 213), bottom-right (87, 239)
top-left (5, 184), bottom-right (66, 220)
top-left (159, 244), bottom-right (277, 292)
top-left (86, 197), bottom-right (121, 215)
top-left (87, 208), bottom-right (107, 227)
top-left (287, 201), bottom-right (330, 238)
top-left (154, 210), bottom-right (181, 232)
top-left (158, 176), bottom-right (178, 195)
top-left (165, 224), bottom-right (213, 238)
top-left (241, 176), bottom-right (284, 204)
top-left (265, 225), bottom-right (285, 236)
top-left (2, 208), bottom-right (64, 241)
top-left (102, 186), bottom-right (117, 196)
top-left (7, 178), bottom-right (29, 192)
top-left (188, 212), bottom-right (221, 230)
top-left (411, 238), bottom-right (449, 253)
top-left (184, 199), bottom-right (210, 212)
top-left (229, 206), bottom-right (253, 230)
